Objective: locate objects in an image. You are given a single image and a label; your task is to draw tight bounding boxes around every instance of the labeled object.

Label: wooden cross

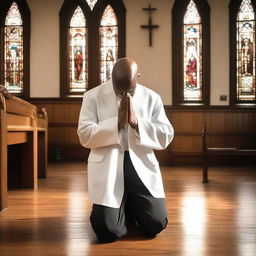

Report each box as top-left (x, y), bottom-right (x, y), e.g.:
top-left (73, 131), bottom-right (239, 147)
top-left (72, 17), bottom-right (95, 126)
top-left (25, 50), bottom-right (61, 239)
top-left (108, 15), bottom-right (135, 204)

top-left (141, 4), bottom-right (159, 47)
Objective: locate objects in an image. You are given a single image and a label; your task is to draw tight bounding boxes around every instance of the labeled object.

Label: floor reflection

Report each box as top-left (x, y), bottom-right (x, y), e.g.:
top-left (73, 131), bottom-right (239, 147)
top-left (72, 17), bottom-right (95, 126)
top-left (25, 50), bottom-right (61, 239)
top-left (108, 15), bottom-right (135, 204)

top-left (237, 183), bottom-right (256, 256)
top-left (66, 192), bottom-right (89, 256)
top-left (181, 192), bottom-right (206, 256)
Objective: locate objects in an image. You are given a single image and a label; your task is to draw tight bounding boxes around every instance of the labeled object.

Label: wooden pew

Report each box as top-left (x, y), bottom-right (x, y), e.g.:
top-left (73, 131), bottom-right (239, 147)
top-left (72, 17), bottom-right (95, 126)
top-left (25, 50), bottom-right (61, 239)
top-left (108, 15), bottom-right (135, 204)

top-left (0, 93), bottom-right (8, 210)
top-left (0, 89), bottom-right (47, 211)
top-left (202, 124), bottom-right (256, 183)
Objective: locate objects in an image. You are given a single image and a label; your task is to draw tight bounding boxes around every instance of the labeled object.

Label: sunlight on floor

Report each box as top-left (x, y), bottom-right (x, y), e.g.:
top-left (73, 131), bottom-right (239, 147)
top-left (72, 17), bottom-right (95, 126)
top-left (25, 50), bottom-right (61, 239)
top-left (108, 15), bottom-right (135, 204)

top-left (67, 192), bottom-right (89, 256)
top-left (237, 183), bottom-right (256, 256)
top-left (181, 193), bottom-right (206, 256)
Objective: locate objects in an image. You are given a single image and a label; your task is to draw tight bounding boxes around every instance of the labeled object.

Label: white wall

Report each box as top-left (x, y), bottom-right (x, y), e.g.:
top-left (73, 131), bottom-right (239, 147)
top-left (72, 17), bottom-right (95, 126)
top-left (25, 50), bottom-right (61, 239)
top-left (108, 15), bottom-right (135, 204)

top-left (125, 0), bottom-right (172, 105)
top-left (28, 0), bottom-right (62, 98)
top-left (27, 0), bottom-right (230, 105)
top-left (209, 0), bottom-right (229, 105)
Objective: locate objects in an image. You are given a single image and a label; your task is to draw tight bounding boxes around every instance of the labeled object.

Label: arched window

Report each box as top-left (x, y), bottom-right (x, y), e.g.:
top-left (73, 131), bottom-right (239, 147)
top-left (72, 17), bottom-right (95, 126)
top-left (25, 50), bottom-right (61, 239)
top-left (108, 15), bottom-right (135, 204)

top-left (0, 0), bottom-right (30, 99)
top-left (69, 6), bottom-right (88, 93)
top-left (5, 2), bottom-right (23, 94)
top-left (99, 5), bottom-right (118, 84)
top-left (230, 0), bottom-right (256, 105)
top-left (172, 0), bottom-right (210, 106)
top-left (59, 0), bottom-right (126, 98)
top-left (183, 0), bottom-right (202, 101)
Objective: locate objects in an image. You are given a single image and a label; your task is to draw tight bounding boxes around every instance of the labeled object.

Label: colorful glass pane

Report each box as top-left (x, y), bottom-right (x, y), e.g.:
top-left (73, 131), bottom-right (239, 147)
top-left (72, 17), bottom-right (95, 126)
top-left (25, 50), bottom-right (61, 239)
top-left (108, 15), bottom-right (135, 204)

top-left (4, 2), bottom-right (23, 93)
top-left (236, 0), bottom-right (255, 101)
top-left (237, 0), bottom-right (255, 20)
top-left (183, 0), bottom-right (202, 101)
top-left (69, 6), bottom-right (87, 92)
top-left (86, 0), bottom-right (98, 11)
top-left (184, 0), bottom-right (201, 24)
top-left (99, 5), bottom-right (118, 84)
top-left (70, 6), bottom-right (86, 27)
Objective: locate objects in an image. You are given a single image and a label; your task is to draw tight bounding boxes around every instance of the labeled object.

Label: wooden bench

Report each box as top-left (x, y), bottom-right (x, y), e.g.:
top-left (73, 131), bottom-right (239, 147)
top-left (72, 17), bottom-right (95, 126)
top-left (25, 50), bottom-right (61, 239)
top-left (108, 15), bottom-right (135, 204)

top-left (202, 124), bottom-right (256, 183)
top-left (0, 91), bottom-right (48, 211)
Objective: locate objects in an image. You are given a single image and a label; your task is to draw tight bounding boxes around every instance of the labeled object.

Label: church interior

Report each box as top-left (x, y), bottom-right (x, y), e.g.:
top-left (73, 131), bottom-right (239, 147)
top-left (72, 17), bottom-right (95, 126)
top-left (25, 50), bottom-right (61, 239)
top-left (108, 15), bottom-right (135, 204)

top-left (0, 0), bottom-right (256, 255)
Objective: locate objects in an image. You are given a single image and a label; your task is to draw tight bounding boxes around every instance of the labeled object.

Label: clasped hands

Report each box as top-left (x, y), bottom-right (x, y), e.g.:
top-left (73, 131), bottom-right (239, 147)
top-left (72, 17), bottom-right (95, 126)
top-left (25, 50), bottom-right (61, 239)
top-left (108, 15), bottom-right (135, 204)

top-left (118, 93), bottom-right (138, 130)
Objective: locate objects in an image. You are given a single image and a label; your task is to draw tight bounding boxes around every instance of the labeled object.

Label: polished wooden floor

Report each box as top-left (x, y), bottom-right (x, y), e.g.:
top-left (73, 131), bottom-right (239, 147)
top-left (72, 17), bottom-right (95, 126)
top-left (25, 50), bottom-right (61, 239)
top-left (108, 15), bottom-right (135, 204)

top-left (0, 162), bottom-right (256, 256)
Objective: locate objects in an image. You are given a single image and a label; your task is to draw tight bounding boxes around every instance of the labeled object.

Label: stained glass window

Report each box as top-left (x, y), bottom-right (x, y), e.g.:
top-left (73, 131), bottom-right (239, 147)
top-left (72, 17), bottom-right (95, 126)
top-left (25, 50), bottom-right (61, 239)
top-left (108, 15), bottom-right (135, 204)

top-left (99, 5), bottom-right (118, 84)
top-left (236, 0), bottom-right (256, 101)
top-left (4, 2), bottom-right (23, 94)
top-left (69, 6), bottom-right (88, 92)
top-left (183, 0), bottom-right (202, 101)
top-left (86, 0), bottom-right (98, 11)
top-left (60, 0), bottom-right (125, 96)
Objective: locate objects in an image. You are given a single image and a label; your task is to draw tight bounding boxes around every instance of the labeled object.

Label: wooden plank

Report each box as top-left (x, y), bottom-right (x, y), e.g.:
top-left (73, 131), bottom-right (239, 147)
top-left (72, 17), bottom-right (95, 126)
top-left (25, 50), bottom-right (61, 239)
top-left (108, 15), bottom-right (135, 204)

top-left (37, 127), bottom-right (47, 131)
top-left (1, 163), bottom-right (256, 255)
top-left (7, 132), bottom-right (29, 145)
top-left (0, 108), bottom-right (8, 211)
top-left (7, 125), bottom-right (34, 131)
top-left (19, 122), bottom-right (38, 189)
top-left (6, 113), bottom-right (33, 127)
top-left (37, 118), bottom-right (47, 129)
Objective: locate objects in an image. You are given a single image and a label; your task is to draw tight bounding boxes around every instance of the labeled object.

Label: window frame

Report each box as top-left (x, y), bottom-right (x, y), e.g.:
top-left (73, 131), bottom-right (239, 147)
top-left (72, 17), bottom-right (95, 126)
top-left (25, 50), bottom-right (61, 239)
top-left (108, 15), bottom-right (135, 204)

top-left (229, 0), bottom-right (256, 106)
top-left (59, 0), bottom-right (126, 98)
top-left (172, 0), bottom-right (210, 107)
top-left (0, 0), bottom-right (30, 99)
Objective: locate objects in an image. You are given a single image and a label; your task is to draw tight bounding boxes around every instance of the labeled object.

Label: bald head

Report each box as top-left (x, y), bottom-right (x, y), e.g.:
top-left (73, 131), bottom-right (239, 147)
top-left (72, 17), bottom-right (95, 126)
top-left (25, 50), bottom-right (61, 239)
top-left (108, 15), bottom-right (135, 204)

top-left (112, 57), bottom-right (138, 96)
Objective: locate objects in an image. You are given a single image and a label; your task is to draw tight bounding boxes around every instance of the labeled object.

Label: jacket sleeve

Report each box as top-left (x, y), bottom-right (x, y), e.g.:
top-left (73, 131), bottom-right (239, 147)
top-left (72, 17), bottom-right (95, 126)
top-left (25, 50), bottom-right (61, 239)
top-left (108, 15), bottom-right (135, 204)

top-left (77, 92), bottom-right (121, 149)
top-left (135, 95), bottom-right (174, 150)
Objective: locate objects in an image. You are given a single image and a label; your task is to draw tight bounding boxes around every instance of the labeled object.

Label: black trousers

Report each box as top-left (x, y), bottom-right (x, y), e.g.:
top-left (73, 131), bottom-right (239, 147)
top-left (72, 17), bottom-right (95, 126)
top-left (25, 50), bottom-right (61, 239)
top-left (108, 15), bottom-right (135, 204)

top-left (90, 151), bottom-right (168, 243)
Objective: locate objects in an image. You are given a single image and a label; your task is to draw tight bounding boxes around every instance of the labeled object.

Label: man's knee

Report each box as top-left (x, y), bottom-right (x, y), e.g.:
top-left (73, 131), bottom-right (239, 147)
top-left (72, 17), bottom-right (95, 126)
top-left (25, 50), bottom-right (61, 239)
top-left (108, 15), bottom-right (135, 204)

top-left (90, 214), bottom-right (118, 243)
top-left (139, 215), bottom-right (168, 237)
top-left (90, 205), bottom-right (127, 243)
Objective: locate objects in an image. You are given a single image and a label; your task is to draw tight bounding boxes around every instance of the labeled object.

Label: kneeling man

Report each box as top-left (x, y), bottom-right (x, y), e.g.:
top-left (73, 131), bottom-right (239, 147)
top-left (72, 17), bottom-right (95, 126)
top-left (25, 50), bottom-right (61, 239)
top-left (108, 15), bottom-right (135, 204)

top-left (77, 57), bottom-right (174, 243)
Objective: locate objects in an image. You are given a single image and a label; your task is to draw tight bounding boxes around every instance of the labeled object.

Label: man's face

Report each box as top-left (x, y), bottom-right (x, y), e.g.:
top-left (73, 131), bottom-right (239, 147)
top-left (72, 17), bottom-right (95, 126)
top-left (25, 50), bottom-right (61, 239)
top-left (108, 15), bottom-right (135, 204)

top-left (113, 76), bottom-right (137, 98)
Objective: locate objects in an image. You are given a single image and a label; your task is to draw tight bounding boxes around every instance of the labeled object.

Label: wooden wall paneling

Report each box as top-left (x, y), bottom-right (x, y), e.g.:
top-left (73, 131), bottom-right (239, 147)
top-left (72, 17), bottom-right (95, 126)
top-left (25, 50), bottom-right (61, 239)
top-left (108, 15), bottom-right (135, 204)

top-left (247, 112), bottom-right (256, 148)
top-left (29, 100), bottom-right (256, 165)
top-left (206, 112), bottom-right (225, 132)
top-left (168, 111), bottom-right (204, 153)
top-left (193, 135), bottom-right (202, 152)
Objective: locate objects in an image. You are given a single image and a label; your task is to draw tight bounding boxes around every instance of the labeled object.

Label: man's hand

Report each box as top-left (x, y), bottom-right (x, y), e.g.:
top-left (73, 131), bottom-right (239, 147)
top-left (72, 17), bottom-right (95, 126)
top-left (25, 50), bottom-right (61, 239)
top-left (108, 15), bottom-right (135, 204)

top-left (127, 94), bottom-right (138, 129)
top-left (118, 95), bottom-right (129, 130)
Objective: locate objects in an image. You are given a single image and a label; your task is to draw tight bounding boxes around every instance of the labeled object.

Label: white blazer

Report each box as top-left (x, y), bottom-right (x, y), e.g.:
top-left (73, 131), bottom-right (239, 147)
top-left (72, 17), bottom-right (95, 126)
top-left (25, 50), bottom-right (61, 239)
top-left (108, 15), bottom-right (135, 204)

top-left (77, 80), bottom-right (174, 208)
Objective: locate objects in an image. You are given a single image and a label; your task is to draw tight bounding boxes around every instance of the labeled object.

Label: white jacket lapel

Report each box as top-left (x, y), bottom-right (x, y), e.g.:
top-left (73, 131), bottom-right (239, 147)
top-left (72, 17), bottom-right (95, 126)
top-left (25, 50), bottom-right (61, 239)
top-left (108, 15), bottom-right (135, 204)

top-left (103, 80), bottom-right (118, 118)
